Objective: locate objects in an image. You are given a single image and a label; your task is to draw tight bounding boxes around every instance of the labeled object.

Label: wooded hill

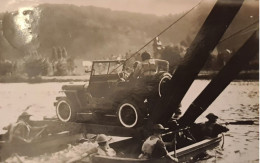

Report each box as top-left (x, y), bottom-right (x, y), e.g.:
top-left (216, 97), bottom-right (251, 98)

top-left (0, 1), bottom-right (258, 60)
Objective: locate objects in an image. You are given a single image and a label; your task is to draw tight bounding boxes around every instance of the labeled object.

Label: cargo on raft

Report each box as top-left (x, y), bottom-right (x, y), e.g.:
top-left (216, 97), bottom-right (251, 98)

top-left (54, 59), bottom-right (172, 128)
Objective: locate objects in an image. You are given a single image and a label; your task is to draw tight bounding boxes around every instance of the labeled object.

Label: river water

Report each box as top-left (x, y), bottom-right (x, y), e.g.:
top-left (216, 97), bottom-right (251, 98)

top-left (0, 80), bottom-right (258, 163)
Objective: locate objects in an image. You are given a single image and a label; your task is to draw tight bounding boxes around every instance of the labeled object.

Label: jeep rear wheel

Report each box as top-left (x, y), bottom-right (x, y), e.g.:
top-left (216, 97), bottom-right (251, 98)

top-left (117, 100), bottom-right (142, 128)
top-left (158, 73), bottom-right (172, 97)
top-left (56, 97), bottom-right (77, 122)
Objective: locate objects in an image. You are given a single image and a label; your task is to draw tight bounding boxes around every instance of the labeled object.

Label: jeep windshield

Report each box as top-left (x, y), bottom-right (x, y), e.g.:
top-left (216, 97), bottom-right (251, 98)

top-left (92, 60), bottom-right (125, 75)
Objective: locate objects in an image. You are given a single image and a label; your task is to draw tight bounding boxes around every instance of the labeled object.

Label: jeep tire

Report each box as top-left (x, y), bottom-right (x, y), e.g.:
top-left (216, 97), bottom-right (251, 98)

top-left (56, 97), bottom-right (77, 122)
top-left (158, 72), bottom-right (172, 97)
top-left (117, 100), bottom-right (142, 128)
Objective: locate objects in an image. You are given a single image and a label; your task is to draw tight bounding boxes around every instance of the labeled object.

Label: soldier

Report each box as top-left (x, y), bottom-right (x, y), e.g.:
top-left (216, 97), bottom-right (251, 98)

top-left (153, 37), bottom-right (164, 58)
top-left (131, 52), bottom-right (157, 79)
top-left (201, 113), bottom-right (229, 138)
top-left (95, 134), bottom-right (116, 157)
top-left (139, 124), bottom-right (178, 162)
top-left (4, 112), bottom-right (47, 143)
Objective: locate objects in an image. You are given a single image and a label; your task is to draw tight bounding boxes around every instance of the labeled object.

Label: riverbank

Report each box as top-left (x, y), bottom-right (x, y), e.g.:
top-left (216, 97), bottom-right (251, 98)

top-left (0, 71), bottom-right (258, 83)
top-left (0, 75), bottom-right (90, 83)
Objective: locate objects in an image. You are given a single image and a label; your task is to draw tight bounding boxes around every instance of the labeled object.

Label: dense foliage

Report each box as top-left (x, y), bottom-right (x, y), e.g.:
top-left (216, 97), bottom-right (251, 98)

top-left (23, 53), bottom-right (51, 77)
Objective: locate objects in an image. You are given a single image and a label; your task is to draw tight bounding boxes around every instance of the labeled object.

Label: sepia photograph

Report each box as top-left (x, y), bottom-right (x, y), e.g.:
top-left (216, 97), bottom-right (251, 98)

top-left (0, 0), bottom-right (259, 162)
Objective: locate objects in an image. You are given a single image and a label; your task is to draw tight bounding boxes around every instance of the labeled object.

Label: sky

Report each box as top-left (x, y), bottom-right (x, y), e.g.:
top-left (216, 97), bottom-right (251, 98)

top-left (0, 0), bottom-right (202, 16)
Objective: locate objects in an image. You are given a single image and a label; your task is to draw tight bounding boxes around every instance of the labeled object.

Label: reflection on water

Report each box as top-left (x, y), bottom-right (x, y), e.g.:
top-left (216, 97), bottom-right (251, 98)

top-left (0, 80), bottom-right (258, 162)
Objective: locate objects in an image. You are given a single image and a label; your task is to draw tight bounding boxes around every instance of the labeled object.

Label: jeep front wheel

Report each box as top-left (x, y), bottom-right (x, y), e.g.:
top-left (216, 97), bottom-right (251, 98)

top-left (56, 97), bottom-right (77, 122)
top-left (117, 100), bottom-right (142, 128)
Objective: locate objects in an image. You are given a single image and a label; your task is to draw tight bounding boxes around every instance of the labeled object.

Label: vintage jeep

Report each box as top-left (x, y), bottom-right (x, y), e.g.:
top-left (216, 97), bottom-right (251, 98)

top-left (54, 59), bottom-right (171, 128)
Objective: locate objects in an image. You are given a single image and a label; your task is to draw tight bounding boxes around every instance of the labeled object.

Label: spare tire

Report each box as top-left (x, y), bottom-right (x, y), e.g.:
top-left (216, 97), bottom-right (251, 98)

top-left (158, 72), bottom-right (172, 97)
top-left (117, 100), bottom-right (143, 128)
top-left (56, 97), bottom-right (77, 122)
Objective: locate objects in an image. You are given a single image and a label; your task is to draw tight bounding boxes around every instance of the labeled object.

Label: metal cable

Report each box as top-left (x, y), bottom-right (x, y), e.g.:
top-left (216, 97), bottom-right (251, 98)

top-left (109, 0), bottom-right (203, 74)
top-left (218, 20), bottom-right (259, 44)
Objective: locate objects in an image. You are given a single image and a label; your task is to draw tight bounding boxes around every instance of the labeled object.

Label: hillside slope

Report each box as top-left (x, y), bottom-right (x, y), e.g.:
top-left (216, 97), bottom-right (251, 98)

top-left (0, 1), bottom-right (258, 60)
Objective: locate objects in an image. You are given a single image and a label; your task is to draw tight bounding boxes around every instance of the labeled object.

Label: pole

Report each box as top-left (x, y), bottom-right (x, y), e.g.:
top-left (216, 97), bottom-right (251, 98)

top-left (178, 31), bottom-right (259, 126)
top-left (148, 0), bottom-right (244, 125)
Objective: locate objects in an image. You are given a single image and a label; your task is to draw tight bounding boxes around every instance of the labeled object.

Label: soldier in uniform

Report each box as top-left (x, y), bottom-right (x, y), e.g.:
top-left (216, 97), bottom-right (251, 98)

top-left (139, 124), bottom-right (178, 162)
top-left (201, 113), bottom-right (229, 138)
top-left (95, 134), bottom-right (116, 157)
top-left (131, 52), bottom-right (157, 79)
top-left (4, 112), bottom-right (47, 143)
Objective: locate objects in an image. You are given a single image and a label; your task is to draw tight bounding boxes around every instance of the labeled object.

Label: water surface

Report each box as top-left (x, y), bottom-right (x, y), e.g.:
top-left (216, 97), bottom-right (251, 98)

top-left (0, 80), bottom-right (258, 162)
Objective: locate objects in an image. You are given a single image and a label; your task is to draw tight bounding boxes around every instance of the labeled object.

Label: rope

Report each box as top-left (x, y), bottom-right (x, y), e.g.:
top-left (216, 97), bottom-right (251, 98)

top-left (218, 20), bottom-right (259, 44)
top-left (109, 0), bottom-right (203, 74)
top-left (221, 133), bottom-right (225, 149)
top-left (239, 26), bottom-right (259, 35)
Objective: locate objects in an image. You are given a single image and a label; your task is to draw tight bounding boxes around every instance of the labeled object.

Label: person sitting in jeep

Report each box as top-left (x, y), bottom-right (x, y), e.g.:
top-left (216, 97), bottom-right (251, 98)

top-left (130, 51), bottom-right (158, 80)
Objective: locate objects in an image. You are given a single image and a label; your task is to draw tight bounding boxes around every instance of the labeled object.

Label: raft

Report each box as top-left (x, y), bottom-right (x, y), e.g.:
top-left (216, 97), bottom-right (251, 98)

top-left (0, 130), bottom-right (82, 161)
top-left (86, 135), bottom-right (222, 163)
